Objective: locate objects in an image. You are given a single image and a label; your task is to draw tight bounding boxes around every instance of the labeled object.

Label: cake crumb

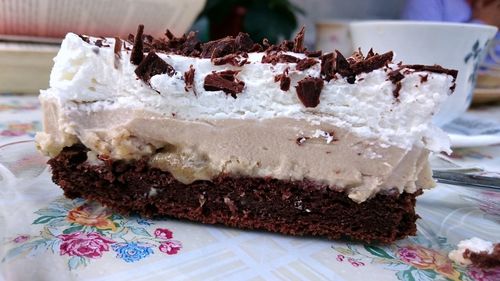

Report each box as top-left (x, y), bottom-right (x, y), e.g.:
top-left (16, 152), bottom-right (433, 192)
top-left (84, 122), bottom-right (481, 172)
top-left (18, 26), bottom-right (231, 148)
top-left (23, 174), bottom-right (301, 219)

top-left (296, 137), bottom-right (309, 145)
top-left (312, 130), bottom-right (336, 144)
top-left (294, 200), bottom-right (303, 210)
top-left (148, 187), bottom-right (158, 197)
top-left (449, 237), bottom-right (500, 269)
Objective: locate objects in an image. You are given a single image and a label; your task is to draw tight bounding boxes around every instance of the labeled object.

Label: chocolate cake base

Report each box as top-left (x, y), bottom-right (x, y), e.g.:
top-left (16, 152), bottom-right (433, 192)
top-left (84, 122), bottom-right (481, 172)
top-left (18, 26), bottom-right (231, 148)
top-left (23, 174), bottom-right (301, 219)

top-left (48, 145), bottom-right (422, 243)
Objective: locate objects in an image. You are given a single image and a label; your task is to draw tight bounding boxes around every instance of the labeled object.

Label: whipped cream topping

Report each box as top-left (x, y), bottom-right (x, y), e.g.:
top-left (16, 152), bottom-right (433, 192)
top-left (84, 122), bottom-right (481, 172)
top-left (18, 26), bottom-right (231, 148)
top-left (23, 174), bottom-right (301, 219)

top-left (45, 33), bottom-right (454, 152)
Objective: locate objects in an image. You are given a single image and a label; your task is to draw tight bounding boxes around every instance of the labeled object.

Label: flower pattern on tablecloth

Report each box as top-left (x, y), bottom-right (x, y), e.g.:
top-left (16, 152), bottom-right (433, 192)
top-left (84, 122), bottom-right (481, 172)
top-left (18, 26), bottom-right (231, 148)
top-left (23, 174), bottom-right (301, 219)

top-left (0, 121), bottom-right (41, 138)
top-left (468, 267), bottom-right (500, 281)
top-left (332, 236), bottom-right (499, 281)
top-left (0, 99), bottom-right (39, 112)
top-left (1, 198), bottom-right (182, 270)
top-left (58, 232), bottom-right (114, 258)
top-left (111, 242), bottom-right (154, 263)
top-left (0, 96), bottom-right (41, 141)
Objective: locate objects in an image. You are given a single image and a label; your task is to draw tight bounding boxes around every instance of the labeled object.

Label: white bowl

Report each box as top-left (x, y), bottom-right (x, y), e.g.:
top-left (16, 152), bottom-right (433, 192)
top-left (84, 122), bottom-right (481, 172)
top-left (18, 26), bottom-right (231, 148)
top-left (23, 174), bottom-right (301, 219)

top-left (350, 20), bottom-right (498, 126)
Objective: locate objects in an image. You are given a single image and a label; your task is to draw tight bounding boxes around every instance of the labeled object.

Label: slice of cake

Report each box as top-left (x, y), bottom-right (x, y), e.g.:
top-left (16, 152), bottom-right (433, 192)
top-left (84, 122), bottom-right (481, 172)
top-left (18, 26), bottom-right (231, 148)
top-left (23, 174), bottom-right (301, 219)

top-left (36, 26), bottom-right (457, 243)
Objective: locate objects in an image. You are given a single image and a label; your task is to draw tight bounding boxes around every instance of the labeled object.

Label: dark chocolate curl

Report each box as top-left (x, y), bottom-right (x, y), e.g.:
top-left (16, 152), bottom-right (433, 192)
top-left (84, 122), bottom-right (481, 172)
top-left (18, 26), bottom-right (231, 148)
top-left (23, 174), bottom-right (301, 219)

top-left (130, 24), bottom-right (145, 65)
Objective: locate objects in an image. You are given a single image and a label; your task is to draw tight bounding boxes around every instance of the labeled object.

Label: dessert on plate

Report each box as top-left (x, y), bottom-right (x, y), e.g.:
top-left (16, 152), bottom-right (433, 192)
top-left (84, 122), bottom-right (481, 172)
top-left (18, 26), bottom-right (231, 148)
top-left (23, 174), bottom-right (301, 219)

top-left (36, 25), bottom-right (457, 243)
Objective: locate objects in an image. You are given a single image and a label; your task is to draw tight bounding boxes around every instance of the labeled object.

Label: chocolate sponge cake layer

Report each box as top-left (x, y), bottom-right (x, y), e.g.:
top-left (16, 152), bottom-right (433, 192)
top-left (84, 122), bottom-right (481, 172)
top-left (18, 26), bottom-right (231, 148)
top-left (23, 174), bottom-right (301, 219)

top-left (48, 145), bottom-right (421, 244)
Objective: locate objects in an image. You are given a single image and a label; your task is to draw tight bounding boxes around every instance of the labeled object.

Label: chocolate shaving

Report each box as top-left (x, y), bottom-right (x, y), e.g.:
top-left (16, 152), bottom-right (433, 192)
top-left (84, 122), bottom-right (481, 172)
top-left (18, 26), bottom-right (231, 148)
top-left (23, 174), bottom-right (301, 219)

top-left (143, 34), bottom-right (154, 47)
top-left (148, 30), bottom-right (202, 57)
top-left (365, 48), bottom-right (375, 59)
top-left (403, 64), bottom-right (458, 80)
top-left (346, 76), bottom-right (356, 84)
top-left (204, 70), bottom-right (245, 98)
top-left (388, 69), bottom-right (405, 84)
top-left (404, 64), bottom-right (458, 92)
top-left (135, 51), bottom-right (175, 82)
top-left (305, 50), bottom-right (322, 57)
top-left (113, 37), bottom-right (122, 58)
top-left (293, 27), bottom-right (306, 53)
top-left (262, 53), bottom-right (299, 64)
top-left (279, 54), bottom-right (300, 63)
top-left (278, 40), bottom-right (295, 52)
top-left (180, 31), bottom-right (201, 56)
top-left (165, 29), bottom-right (174, 40)
top-left (419, 74), bottom-right (428, 83)
top-left (274, 68), bottom-right (291, 91)
top-left (335, 50), bottom-right (355, 83)
top-left (212, 53), bottom-right (247, 66)
top-left (78, 35), bottom-right (90, 43)
top-left (450, 83), bottom-right (456, 92)
top-left (296, 58), bottom-right (318, 71)
top-left (261, 53), bottom-right (277, 64)
top-left (262, 38), bottom-right (271, 50)
top-left (393, 82), bottom-right (402, 98)
top-left (295, 77), bottom-right (324, 108)
top-left (320, 52), bottom-right (335, 81)
top-left (184, 65), bottom-right (195, 93)
top-left (113, 37), bottom-right (122, 69)
top-left (201, 36), bottom-right (237, 59)
top-left (235, 33), bottom-right (254, 52)
top-left (347, 48), bottom-right (364, 64)
top-left (350, 51), bottom-right (394, 75)
top-left (130, 24), bottom-right (145, 65)
top-left (249, 43), bottom-right (263, 52)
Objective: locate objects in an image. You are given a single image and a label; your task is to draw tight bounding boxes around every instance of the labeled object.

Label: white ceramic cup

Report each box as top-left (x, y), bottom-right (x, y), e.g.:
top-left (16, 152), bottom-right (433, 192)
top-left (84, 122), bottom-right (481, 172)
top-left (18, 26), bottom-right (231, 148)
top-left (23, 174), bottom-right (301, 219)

top-left (315, 21), bottom-right (353, 56)
top-left (350, 20), bottom-right (498, 126)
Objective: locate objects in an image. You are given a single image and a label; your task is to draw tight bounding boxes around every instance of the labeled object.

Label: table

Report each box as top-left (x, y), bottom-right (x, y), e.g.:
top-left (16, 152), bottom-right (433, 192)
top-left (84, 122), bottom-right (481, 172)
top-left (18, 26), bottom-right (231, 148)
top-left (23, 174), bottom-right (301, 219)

top-left (0, 94), bottom-right (499, 281)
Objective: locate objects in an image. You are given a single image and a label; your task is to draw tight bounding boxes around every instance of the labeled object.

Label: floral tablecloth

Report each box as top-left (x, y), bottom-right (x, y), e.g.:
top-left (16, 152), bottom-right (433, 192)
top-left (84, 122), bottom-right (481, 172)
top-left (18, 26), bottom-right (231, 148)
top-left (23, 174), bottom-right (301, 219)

top-left (0, 94), bottom-right (499, 281)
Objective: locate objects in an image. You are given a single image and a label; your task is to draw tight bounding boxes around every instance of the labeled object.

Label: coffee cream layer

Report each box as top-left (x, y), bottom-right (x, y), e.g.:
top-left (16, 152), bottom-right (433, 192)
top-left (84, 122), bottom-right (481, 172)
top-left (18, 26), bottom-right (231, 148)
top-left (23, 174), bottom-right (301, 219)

top-left (36, 33), bottom-right (455, 202)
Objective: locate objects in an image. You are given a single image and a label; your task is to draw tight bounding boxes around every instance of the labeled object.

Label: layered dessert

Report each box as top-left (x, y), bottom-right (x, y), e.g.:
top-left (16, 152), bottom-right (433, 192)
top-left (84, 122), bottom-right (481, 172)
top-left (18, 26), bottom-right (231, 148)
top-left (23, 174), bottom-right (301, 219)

top-left (36, 25), bottom-right (457, 243)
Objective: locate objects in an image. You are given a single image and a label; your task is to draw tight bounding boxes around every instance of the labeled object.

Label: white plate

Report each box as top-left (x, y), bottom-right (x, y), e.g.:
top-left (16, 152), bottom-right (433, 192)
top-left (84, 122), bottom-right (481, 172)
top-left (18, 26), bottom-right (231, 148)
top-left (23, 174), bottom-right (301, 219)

top-left (449, 133), bottom-right (500, 148)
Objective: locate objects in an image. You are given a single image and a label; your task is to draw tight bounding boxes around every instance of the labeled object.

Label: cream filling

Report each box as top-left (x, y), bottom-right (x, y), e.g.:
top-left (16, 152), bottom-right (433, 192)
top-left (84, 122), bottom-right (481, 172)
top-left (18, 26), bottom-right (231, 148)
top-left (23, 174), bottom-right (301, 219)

top-left (36, 97), bottom-right (435, 203)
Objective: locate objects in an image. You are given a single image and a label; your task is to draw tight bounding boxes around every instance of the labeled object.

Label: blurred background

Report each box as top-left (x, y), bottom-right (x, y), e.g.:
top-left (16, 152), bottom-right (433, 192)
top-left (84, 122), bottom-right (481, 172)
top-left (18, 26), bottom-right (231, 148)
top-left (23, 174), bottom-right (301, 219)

top-left (193, 0), bottom-right (405, 47)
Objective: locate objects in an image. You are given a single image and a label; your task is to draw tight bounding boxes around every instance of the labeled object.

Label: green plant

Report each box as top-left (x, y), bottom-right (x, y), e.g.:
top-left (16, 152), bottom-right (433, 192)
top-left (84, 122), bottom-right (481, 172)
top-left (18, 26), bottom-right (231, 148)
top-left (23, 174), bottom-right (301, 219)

top-left (199, 0), bottom-right (304, 43)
